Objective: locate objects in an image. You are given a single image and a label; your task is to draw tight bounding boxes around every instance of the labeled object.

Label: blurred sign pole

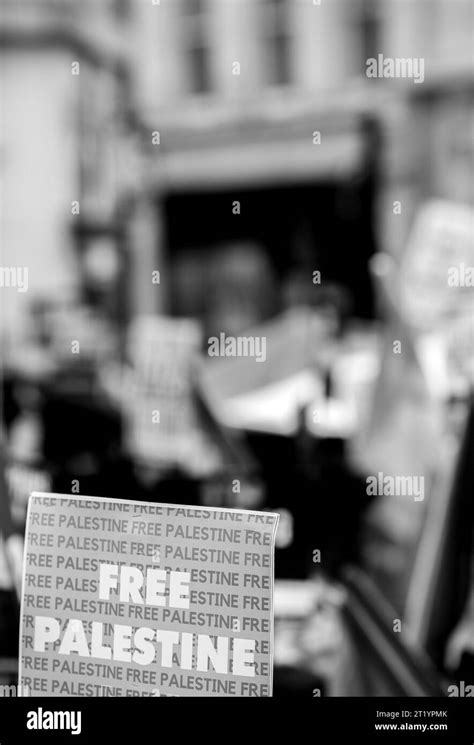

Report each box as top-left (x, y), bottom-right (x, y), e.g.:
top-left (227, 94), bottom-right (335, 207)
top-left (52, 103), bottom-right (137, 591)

top-left (195, 366), bottom-right (259, 475)
top-left (339, 567), bottom-right (444, 696)
top-left (128, 196), bottom-right (166, 317)
top-left (406, 395), bottom-right (474, 661)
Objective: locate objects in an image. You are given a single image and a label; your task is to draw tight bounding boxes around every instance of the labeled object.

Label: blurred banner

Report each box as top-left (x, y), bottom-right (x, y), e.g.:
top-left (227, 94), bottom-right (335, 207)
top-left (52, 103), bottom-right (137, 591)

top-left (200, 308), bottom-right (329, 436)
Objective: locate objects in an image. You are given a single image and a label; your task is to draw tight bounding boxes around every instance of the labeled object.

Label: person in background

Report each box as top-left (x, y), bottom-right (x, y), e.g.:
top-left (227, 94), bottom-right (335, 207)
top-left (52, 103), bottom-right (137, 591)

top-left (204, 241), bottom-right (279, 340)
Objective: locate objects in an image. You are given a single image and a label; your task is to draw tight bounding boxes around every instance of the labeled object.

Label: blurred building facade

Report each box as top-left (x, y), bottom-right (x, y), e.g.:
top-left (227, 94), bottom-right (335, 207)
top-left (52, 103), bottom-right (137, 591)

top-left (0, 0), bottom-right (135, 337)
top-left (1, 0), bottom-right (473, 333)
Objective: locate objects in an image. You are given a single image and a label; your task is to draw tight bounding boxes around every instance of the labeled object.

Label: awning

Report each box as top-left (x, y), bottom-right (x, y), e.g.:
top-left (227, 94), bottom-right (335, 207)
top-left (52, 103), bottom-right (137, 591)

top-left (155, 132), bottom-right (365, 192)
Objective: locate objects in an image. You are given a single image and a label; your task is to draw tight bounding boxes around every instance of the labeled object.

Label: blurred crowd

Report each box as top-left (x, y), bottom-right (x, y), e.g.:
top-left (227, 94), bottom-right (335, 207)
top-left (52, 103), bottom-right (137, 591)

top-left (1, 223), bottom-right (473, 696)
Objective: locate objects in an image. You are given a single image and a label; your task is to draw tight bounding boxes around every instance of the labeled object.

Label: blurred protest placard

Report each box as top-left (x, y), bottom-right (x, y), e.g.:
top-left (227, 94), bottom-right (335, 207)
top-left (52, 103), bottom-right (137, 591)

top-left (399, 200), bottom-right (474, 339)
top-left (124, 316), bottom-right (210, 470)
top-left (349, 254), bottom-right (444, 615)
top-left (19, 493), bottom-right (279, 696)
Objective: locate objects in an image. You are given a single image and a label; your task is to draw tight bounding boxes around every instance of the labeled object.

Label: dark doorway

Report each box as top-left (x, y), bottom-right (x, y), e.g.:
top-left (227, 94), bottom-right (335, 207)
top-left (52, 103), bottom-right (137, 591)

top-left (163, 178), bottom-right (376, 322)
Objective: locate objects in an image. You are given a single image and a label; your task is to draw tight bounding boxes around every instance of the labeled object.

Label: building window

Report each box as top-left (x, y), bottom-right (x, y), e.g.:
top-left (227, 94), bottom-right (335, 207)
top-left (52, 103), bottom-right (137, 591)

top-left (261, 0), bottom-right (292, 86)
top-left (182, 0), bottom-right (212, 94)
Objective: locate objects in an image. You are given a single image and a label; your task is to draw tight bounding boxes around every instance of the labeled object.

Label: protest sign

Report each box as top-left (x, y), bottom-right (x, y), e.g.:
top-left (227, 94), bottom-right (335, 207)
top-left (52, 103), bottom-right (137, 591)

top-left (399, 200), bottom-right (474, 331)
top-left (19, 493), bottom-right (279, 697)
top-left (398, 200), bottom-right (474, 386)
top-left (349, 254), bottom-right (443, 616)
top-left (124, 315), bottom-right (219, 473)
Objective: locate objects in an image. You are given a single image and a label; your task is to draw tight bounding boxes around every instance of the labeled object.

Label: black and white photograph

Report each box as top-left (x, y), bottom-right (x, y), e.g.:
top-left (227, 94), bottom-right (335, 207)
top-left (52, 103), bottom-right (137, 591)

top-left (0, 0), bottom-right (473, 741)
